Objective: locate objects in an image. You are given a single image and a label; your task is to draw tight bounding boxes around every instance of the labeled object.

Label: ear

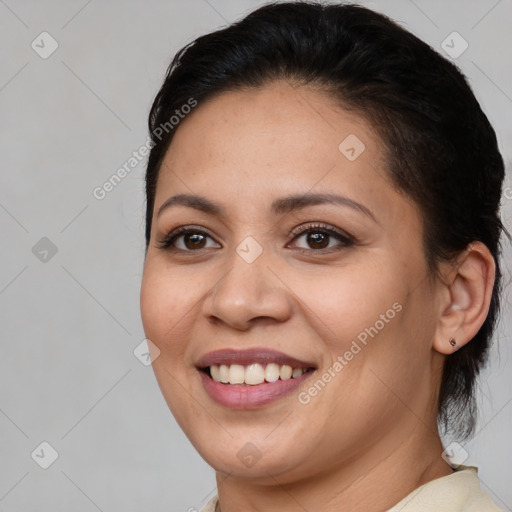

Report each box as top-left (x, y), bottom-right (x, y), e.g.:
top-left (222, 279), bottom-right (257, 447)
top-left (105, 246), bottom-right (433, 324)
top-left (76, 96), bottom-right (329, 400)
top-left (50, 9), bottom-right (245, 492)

top-left (433, 242), bottom-right (496, 355)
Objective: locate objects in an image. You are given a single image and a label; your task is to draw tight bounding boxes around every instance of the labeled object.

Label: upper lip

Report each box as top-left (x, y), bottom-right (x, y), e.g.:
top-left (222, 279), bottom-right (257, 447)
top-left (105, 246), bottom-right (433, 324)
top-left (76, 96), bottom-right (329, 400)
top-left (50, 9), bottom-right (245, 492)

top-left (196, 348), bottom-right (316, 369)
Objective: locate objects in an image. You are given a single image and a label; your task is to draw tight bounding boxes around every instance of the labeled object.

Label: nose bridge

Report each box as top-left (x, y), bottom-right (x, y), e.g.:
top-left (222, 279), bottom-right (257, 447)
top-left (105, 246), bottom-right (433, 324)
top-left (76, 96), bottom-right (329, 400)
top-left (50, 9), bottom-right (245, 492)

top-left (216, 239), bottom-right (271, 307)
top-left (204, 237), bottom-right (292, 328)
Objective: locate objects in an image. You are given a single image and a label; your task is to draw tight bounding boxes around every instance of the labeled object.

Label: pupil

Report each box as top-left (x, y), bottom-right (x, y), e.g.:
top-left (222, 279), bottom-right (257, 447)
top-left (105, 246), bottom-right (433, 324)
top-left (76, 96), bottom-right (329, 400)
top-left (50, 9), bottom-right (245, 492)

top-left (185, 233), bottom-right (206, 249)
top-left (308, 232), bottom-right (328, 249)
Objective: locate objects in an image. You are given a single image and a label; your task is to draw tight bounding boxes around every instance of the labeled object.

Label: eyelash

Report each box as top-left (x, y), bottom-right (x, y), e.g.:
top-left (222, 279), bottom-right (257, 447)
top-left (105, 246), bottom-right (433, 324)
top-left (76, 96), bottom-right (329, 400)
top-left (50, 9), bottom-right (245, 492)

top-left (156, 222), bottom-right (355, 254)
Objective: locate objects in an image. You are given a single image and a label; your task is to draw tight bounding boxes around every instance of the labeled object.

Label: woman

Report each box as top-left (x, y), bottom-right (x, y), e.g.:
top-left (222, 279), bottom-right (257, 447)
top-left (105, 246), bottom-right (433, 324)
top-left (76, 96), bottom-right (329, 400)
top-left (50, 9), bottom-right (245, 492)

top-left (139, 2), bottom-right (507, 510)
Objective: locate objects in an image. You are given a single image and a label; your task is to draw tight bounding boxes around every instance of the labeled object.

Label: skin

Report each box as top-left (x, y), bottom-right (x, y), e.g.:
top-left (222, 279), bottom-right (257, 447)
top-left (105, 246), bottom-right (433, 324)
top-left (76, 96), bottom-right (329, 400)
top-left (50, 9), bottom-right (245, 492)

top-left (140, 80), bottom-right (495, 511)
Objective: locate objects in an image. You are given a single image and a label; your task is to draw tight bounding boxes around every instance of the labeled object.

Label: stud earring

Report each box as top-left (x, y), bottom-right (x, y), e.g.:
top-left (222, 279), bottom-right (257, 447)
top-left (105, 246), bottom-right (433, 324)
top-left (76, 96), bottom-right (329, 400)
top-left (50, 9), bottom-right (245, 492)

top-left (449, 337), bottom-right (456, 347)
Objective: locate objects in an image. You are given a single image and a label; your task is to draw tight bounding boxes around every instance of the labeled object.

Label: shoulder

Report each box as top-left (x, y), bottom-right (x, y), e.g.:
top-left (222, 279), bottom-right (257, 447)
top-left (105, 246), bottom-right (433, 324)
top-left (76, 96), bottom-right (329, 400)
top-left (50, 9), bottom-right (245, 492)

top-left (387, 465), bottom-right (503, 512)
top-left (199, 467), bottom-right (502, 512)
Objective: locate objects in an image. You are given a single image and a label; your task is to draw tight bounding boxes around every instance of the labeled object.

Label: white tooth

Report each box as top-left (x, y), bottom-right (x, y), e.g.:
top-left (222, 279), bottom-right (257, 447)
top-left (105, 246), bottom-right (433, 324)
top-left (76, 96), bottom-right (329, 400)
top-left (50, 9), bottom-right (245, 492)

top-left (245, 363), bottom-right (265, 385)
top-left (280, 364), bottom-right (293, 380)
top-left (228, 364), bottom-right (245, 384)
top-left (292, 367), bottom-right (303, 378)
top-left (265, 363), bottom-right (280, 382)
top-left (210, 365), bottom-right (221, 382)
top-left (219, 364), bottom-right (230, 383)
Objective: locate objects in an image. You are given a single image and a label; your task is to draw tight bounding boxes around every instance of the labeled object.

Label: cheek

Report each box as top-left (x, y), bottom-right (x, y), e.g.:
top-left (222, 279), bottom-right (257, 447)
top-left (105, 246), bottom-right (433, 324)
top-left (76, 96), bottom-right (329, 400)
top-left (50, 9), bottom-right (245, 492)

top-left (310, 263), bottom-right (435, 421)
top-left (140, 267), bottom-right (204, 424)
top-left (291, 259), bottom-right (405, 351)
top-left (140, 266), bottom-right (199, 357)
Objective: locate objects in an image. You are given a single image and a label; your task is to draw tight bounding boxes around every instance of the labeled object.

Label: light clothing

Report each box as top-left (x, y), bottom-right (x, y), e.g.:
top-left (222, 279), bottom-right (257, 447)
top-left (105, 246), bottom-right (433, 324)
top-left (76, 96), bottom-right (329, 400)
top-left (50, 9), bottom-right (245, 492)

top-left (200, 465), bottom-right (502, 511)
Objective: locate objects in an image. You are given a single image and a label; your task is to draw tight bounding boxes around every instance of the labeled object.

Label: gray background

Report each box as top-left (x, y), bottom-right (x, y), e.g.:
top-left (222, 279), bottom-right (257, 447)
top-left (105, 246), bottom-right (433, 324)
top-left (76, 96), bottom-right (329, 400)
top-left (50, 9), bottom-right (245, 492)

top-left (1, 0), bottom-right (511, 510)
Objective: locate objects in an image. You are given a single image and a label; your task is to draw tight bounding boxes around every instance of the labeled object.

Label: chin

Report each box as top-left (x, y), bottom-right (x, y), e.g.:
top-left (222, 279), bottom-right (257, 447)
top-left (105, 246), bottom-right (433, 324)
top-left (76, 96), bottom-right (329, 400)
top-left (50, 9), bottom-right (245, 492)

top-left (189, 428), bottom-right (315, 483)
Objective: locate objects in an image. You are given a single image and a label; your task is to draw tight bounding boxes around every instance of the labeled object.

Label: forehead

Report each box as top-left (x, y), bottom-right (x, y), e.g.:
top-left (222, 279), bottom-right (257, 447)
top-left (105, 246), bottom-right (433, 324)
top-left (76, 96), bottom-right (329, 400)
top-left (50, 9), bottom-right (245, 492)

top-left (153, 81), bottom-right (420, 232)
top-left (173, 83), bottom-right (377, 158)
top-left (158, 82), bottom-right (385, 186)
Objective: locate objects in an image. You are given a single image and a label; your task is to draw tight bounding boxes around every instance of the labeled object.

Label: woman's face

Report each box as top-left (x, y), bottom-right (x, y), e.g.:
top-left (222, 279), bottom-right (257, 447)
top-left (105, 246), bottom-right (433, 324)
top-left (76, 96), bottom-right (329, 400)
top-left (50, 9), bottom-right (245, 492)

top-left (140, 81), bottom-right (444, 483)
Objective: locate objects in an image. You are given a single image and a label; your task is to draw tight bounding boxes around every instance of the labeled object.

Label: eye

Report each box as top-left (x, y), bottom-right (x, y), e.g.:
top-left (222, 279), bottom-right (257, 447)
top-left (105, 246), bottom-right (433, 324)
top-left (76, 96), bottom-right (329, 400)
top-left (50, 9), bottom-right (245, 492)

top-left (156, 226), bottom-right (220, 252)
top-left (156, 222), bottom-right (354, 254)
top-left (288, 223), bottom-right (354, 253)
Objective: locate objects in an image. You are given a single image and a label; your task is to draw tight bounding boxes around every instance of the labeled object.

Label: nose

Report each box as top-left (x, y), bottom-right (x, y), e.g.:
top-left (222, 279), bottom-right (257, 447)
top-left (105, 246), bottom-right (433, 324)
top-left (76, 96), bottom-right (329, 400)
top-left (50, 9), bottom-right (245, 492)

top-left (201, 246), bottom-right (293, 331)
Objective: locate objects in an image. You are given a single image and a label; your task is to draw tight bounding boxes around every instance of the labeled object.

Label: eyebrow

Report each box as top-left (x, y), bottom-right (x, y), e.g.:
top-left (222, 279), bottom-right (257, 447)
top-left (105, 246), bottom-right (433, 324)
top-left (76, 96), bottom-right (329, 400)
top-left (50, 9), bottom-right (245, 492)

top-left (157, 192), bottom-right (377, 222)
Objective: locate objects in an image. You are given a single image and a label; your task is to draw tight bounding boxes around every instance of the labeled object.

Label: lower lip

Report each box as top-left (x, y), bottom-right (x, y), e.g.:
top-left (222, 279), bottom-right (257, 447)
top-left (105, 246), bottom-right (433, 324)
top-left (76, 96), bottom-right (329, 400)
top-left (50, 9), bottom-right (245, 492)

top-left (199, 370), bottom-right (313, 409)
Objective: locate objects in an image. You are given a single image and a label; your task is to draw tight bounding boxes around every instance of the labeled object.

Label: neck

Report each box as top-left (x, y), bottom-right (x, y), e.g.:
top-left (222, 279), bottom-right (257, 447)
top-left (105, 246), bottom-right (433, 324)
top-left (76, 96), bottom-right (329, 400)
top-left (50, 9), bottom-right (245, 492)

top-left (214, 425), bottom-right (453, 512)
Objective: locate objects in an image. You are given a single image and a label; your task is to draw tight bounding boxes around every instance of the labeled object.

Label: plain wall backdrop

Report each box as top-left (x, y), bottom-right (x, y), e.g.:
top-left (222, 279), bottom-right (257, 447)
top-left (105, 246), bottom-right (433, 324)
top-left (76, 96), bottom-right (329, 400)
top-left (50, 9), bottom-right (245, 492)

top-left (1, 0), bottom-right (511, 510)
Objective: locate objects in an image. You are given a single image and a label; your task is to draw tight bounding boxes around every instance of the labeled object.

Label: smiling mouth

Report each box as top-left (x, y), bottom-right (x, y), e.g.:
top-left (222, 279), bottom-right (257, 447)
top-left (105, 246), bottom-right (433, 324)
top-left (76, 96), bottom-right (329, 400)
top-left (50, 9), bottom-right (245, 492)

top-left (203, 363), bottom-right (315, 386)
top-left (196, 348), bottom-right (317, 408)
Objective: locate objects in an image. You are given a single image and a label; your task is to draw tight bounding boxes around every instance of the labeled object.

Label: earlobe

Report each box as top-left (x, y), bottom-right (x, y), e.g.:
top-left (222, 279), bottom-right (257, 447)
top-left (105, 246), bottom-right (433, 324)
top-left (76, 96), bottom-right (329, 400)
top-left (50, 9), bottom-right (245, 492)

top-left (433, 242), bottom-right (496, 355)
